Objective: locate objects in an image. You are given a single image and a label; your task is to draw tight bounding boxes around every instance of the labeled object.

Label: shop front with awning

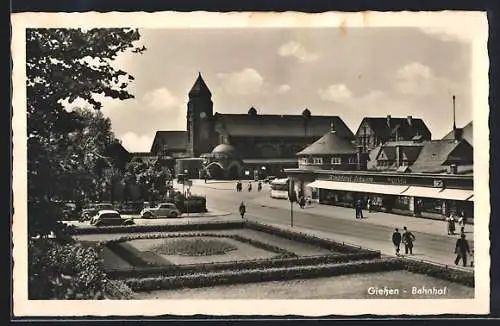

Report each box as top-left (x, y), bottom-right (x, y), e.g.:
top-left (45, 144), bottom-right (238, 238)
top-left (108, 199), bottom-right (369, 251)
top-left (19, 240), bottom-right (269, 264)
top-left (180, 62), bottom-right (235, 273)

top-left (286, 168), bottom-right (474, 220)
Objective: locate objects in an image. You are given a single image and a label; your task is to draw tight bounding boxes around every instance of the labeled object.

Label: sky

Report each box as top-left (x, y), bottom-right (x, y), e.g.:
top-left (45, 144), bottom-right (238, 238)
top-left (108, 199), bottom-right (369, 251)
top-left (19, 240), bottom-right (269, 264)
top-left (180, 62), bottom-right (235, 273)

top-left (87, 26), bottom-right (473, 152)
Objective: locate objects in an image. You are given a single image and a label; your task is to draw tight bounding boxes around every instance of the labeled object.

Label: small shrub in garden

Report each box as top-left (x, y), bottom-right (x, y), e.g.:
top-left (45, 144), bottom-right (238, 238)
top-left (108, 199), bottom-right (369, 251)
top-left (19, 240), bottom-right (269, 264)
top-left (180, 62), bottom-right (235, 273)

top-left (28, 239), bottom-right (107, 300)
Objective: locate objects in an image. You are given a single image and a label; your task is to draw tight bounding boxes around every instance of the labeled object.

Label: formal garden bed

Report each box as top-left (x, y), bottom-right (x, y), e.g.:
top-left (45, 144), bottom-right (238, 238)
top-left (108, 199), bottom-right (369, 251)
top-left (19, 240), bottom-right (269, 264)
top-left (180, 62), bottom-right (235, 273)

top-left (34, 220), bottom-right (473, 299)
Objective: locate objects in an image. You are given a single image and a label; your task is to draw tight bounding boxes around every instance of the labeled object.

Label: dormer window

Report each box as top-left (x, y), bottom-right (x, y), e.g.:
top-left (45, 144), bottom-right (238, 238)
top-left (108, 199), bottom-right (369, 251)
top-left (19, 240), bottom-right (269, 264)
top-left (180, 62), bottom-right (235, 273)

top-left (331, 157), bottom-right (341, 165)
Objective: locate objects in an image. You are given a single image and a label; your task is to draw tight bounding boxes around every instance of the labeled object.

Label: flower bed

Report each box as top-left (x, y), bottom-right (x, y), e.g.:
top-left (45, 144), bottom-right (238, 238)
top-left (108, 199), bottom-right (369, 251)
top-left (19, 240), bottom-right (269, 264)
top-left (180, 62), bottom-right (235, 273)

top-left (124, 258), bottom-right (402, 292)
top-left (245, 221), bottom-right (378, 255)
top-left (400, 259), bottom-right (474, 287)
top-left (150, 238), bottom-right (238, 256)
top-left (70, 221), bottom-right (246, 235)
top-left (104, 233), bottom-right (298, 269)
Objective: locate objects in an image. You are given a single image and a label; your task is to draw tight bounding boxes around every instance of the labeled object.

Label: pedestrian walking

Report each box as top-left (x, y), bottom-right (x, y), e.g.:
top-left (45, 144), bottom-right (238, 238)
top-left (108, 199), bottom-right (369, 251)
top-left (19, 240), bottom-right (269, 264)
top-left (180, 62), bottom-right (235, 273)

top-left (454, 233), bottom-right (471, 267)
top-left (299, 196), bottom-right (306, 209)
top-left (402, 226), bottom-right (416, 255)
top-left (239, 202), bottom-right (246, 219)
top-left (392, 228), bottom-right (402, 256)
top-left (367, 198), bottom-right (372, 213)
top-left (357, 200), bottom-right (364, 219)
top-left (248, 182), bottom-right (252, 192)
top-left (257, 181), bottom-right (262, 192)
top-left (354, 200), bottom-right (359, 219)
top-left (459, 209), bottom-right (467, 229)
top-left (447, 214), bottom-right (456, 235)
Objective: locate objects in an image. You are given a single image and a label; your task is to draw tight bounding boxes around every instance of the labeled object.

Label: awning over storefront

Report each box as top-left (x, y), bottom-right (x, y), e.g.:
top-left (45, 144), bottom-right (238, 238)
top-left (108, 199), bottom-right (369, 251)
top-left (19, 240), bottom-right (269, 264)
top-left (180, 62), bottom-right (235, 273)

top-left (401, 186), bottom-right (473, 201)
top-left (435, 188), bottom-right (474, 201)
top-left (400, 186), bottom-right (443, 198)
top-left (307, 180), bottom-right (409, 196)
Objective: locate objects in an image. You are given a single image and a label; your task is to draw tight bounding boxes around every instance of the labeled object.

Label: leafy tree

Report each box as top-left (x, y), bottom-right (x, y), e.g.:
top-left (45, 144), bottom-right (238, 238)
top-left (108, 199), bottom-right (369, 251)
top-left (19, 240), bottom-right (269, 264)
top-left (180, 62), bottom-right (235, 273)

top-left (27, 28), bottom-right (145, 237)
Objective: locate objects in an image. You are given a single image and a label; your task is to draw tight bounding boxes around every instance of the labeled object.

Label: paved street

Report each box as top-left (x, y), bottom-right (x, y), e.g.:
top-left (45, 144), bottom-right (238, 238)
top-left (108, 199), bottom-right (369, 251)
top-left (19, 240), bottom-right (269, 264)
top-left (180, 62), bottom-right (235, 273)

top-left (182, 180), bottom-right (474, 270)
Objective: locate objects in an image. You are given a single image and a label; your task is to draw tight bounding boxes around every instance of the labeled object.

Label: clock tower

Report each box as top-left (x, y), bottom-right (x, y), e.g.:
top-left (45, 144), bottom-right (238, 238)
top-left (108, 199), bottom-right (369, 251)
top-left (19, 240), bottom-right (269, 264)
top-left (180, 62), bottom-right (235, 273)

top-left (187, 73), bottom-right (215, 157)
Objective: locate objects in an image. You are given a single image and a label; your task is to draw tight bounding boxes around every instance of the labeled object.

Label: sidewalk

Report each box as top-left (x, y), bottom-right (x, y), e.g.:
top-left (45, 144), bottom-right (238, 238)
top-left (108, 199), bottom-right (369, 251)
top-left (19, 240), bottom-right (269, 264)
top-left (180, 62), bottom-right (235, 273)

top-left (253, 220), bottom-right (473, 272)
top-left (253, 195), bottom-right (475, 240)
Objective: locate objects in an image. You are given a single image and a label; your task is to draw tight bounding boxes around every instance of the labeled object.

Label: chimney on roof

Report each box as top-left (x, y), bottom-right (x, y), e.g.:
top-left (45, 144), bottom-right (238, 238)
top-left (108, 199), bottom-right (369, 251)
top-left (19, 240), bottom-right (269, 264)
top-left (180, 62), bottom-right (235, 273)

top-left (387, 115), bottom-right (391, 127)
top-left (407, 116), bottom-right (412, 126)
top-left (396, 145), bottom-right (401, 167)
top-left (452, 95), bottom-right (457, 131)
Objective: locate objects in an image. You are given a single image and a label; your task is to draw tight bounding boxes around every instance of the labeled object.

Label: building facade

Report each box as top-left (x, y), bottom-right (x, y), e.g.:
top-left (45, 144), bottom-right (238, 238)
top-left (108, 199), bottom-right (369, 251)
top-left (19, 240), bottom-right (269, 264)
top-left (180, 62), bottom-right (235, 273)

top-left (355, 116), bottom-right (431, 153)
top-left (286, 169), bottom-right (474, 221)
top-left (148, 73), bottom-right (356, 179)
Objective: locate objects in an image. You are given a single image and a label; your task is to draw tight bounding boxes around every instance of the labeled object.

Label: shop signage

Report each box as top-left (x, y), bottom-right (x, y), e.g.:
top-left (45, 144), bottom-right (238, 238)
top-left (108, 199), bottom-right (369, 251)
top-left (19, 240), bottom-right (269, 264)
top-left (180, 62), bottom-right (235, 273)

top-left (327, 175), bottom-right (374, 183)
top-left (433, 179), bottom-right (444, 188)
top-left (315, 173), bottom-right (470, 190)
top-left (386, 177), bottom-right (407, 185)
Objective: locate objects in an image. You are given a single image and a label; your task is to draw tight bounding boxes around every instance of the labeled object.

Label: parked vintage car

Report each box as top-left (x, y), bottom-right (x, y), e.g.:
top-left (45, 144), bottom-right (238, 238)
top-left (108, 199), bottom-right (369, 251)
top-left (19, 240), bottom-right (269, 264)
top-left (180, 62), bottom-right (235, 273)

top-left (90, 210), bottom-right (134, 227)
top-left (81, 202), bottom-right (115, 221)
top-left (140, 202), bottom-right (181, 219)
top-left (263, 176), bottom-right (277, 183)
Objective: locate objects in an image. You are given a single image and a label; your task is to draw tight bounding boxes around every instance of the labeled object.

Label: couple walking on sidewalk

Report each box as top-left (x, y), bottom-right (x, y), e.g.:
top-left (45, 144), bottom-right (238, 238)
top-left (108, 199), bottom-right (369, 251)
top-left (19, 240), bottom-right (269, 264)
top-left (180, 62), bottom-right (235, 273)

top-left (392, 226), bottom-right (416, 256)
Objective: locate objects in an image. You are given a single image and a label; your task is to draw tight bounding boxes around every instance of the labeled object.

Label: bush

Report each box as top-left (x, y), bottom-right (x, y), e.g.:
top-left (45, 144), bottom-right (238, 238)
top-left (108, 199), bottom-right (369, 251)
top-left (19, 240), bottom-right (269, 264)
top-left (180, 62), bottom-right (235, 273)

top-left (28, 239), bottom-right (107, 299)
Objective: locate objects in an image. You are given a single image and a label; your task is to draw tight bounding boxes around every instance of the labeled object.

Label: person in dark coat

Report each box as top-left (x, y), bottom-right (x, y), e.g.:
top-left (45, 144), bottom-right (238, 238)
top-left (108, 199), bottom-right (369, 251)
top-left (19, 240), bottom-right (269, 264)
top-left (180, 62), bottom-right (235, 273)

top-left (239, 202), bottom-right (246, 219)
top-left (299, 196), bottom-right (306, 209)
top-left (402, 226), bottom-right (416, 255)
top-left (357, 200), bottom-right (364, 219)
top-left (454, 233), bottom-right (471, 267)
top-left (392, 228), bottom-right (402, 256)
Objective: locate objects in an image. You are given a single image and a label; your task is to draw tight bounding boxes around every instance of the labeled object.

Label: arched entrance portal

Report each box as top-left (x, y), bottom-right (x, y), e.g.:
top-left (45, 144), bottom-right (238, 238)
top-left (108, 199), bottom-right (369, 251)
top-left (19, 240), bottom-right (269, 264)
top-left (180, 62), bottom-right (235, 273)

top-left (227, 161), bottom-right (243, 180)
top-left (205, 162), bottom-right (225, 179)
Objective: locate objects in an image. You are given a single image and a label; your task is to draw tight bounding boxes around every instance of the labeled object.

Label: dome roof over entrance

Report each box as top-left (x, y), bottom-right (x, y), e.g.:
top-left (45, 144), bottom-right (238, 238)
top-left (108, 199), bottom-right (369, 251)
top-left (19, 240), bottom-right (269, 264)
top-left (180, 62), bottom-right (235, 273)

top-left (212, 144), bottom-right (237, 156)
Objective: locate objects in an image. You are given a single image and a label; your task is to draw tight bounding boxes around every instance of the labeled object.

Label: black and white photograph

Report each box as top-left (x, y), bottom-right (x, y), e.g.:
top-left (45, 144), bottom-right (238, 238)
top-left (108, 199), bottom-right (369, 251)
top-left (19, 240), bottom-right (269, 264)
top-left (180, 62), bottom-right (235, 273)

top-left (11, 11), bottom-right (490, 316)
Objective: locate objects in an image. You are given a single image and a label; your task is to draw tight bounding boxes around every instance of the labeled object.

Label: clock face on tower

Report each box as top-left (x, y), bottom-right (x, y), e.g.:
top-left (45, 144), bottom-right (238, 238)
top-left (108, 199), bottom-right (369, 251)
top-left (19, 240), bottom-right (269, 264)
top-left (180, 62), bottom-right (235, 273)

top-left (199, 112), bottom-right (207, 119)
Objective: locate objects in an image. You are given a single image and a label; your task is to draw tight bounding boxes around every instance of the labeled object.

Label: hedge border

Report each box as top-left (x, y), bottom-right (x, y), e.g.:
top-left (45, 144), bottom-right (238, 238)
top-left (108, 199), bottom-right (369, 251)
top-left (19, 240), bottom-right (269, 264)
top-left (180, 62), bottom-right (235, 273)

top-left (399, 258), bottom-right (474, 287)
top-left (104, 232), bottom-right (298, 263)
top-left (70, 221), bottom-right (246, 235)
top-left (124, 258), bottom-right (402, 292)
top-left (245, 221), bottom-right (378, 255)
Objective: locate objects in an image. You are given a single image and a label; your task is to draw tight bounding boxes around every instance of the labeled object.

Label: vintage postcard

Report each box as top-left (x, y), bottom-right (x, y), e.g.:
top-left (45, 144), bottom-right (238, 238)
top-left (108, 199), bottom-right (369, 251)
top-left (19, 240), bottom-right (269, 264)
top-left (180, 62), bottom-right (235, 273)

top-left (11, 11), bottom-right (490, 317)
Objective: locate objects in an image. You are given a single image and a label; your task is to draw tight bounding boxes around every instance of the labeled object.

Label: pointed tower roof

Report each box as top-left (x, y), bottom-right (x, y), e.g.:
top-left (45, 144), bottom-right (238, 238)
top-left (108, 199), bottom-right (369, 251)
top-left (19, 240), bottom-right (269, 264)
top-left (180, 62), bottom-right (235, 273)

top-left (297, 128), bottom-right (357, 156)
top-left (189, 72), bottom-right (212, 98)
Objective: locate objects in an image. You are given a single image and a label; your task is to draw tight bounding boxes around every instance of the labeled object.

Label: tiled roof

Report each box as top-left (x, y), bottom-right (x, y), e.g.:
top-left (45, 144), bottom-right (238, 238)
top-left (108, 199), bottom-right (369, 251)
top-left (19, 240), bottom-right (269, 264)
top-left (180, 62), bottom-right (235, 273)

top-left (297, 131), bottom-right (357, 156)
top-left (189, 73), bottom-right (212, 98)
top-left (359, 117), bottom-right (431, 139)
top-left (410, 139), bottom-right (468, 173)
top-left (150, 131), bottom-right (187, 152)
top-left (378, 146), bottom-right (396, 160)
top-left (214, 113), bottom-right (355, 139)
top-left (442, 121), bottom-right (473, 145)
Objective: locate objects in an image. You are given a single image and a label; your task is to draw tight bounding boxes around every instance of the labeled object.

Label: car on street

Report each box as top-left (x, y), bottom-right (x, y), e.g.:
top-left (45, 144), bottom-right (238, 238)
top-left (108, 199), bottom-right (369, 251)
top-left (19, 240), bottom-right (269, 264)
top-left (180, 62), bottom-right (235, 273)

top-left (90, 210), bottom-right (135, 227)
top-left (81, 203), bottom-right (115, 220)
top-left (140, 202), bottom-right (181, 218)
